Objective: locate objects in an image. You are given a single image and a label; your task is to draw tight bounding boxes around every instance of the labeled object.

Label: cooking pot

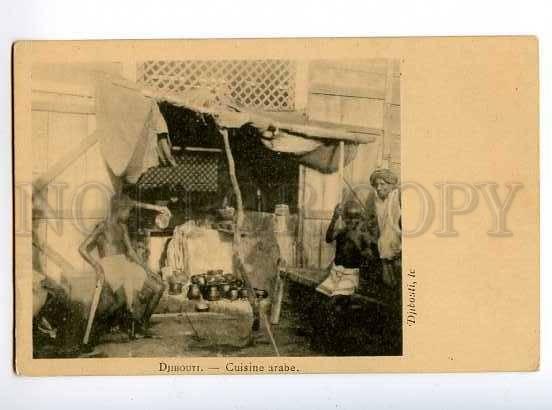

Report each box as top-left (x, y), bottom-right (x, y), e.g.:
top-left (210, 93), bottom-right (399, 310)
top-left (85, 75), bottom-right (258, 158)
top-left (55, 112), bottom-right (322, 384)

top-left (187, 284), bottom-right (202, 300)
top-left (238, 288), bottom-right (249, 299)
top-left (219, 283), bottom-right (232, 297)
top-left (168, 281), bottom-right (183, 295)
top-left (223, 273), bottom-right (235, 282)
top-left (206, 285), bottom-right (221, 301)
top-left (229, 288), bottom-right (239, 301)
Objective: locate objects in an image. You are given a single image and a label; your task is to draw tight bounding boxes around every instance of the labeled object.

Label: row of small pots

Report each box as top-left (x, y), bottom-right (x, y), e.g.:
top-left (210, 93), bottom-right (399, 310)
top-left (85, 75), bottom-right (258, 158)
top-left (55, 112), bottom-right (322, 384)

top-left (187, 283), bottom-right (250, 301)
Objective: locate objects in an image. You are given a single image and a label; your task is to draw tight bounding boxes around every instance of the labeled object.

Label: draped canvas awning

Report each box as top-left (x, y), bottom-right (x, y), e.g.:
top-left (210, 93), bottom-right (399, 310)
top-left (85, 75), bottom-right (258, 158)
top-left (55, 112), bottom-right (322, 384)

top-left (94, 75), bottom-right (378, 183)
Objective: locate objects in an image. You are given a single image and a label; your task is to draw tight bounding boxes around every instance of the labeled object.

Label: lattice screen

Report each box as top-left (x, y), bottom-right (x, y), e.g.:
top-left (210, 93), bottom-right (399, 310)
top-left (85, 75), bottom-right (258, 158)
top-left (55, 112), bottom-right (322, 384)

top-left (136, 154), bottom-right (219, 192)
top-left (137, 60), bottom-right (296, 111)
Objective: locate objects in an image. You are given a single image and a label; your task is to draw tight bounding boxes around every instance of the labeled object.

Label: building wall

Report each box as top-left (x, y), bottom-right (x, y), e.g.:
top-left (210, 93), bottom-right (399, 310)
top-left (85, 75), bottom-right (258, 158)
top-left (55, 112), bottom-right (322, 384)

top-left (298, 60), bottom-right (401, 269)
top-left (32, 62), bottom-right (124, 282)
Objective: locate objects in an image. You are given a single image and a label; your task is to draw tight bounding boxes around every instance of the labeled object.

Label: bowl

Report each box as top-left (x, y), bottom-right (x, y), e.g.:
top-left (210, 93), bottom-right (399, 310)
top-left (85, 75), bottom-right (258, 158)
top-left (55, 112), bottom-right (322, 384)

top-left (195, 302), bottom-right (209, 312)
top-left (155, 213), bottom-right (171, 229)
top-left (254, 288), bottom-right (269, 299)
top-left (218, 207), bottom-right (235, 221)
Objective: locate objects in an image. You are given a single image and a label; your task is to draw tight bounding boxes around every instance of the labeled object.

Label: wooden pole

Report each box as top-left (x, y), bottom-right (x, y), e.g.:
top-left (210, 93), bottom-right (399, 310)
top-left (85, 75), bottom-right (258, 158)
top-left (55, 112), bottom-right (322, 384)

top-left (270, 260), bottom-right (286, 325)
top-left (338, 141), bottom-right (345, 204)
top-left (83, 278), bottom-right (103, 345)
top-left (219, 128), bottom-right (260, 328)
top-left (220, 129), bottom-right (244, 249)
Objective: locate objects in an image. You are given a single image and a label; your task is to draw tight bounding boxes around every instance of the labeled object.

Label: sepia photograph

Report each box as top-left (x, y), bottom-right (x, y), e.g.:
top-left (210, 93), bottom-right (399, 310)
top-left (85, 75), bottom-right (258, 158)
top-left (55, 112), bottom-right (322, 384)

top-left (28, 58), bottom-right (402, 359)
top-left (3, 2), bottom-right (549, 408)
top-left (13, 37), bottom-right (539, 377)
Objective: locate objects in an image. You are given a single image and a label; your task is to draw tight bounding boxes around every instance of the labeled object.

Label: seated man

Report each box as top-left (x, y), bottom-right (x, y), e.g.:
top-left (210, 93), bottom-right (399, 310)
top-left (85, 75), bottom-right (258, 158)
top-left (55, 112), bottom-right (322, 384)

top-left (79, 194), bottom-right (167, 339)
top-left (316, 200), bottom-right (376, 298)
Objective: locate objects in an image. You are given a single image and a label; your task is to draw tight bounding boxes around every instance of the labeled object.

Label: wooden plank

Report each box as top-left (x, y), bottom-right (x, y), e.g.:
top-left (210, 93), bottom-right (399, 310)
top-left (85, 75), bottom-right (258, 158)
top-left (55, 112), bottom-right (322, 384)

top-left (33, 131), bottom-right (98, 193)
top-left (31, 111), bottom-right (49, 178)
top-left (381, 61), bottom-right (395, 167)
top-left (45, 112), bottom-right (90, 210)
top-left (307, 93), bottom-right (341, 123)
top-left (310, 63), bottom-right (387, 91)
top-left (310, 59), bottom-right (390, 76)
top-left (152, 312), bottom-right (241, 320)
top-left (391, 105), bottom-right (401, 135)
top-left (310, 83), bottom-right (385, 100)
top-left (302, 219), bottom-right (322, 269)
top-left (340, 97), bottom-right (384, 129)
top-left (44, 218), bottom-right (97, 274)
top-left (31, 80), bottom-right (95, 98)
top-left (390, 133), bottom-right (402, 169)
top-left (82, 142), bottom-right (113, 218)
top-left (33, 234), bottom-right (79, 277)
top-left (282, 269), bottom-right (388, 306)
top-left (248, 111), bottom-right (374, 144)
top-left (392, 76), bottom-right (401, 106)
top-left (34, 209), bottom-right (108, 220)
top-left (303, 209), bottom-right (333, 220)
top-left (32, 91), bottom-right (95, 115)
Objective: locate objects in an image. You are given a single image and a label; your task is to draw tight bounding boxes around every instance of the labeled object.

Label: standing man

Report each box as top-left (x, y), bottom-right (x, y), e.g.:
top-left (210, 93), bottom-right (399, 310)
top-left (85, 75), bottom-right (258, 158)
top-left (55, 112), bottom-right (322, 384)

top-left (370, 168), bottom-right (401, 287)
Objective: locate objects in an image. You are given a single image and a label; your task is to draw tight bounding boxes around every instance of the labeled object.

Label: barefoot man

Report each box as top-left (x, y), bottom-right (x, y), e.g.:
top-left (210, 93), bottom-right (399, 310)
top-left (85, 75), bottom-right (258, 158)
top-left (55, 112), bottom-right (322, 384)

top-left (79, 194), bottom-right (168, 338)
top-left (370, 168), bottom-right (401, 287)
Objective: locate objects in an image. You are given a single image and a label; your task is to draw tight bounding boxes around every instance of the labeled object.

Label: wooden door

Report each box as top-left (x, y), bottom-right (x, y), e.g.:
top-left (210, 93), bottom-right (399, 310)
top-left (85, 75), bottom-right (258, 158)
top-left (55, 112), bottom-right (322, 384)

top-left (298, 60), bottom-right (401, 269)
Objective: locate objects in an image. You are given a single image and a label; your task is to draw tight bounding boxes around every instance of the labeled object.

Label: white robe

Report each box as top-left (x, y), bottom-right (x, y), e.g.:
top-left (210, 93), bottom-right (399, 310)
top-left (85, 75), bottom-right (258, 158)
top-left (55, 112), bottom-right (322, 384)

top-left (375, 188), bottom-right (401, 260)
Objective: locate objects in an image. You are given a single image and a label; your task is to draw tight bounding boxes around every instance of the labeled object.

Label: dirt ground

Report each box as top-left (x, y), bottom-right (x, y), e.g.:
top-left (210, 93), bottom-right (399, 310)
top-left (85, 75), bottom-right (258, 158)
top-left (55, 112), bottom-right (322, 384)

top-left (89, 303), bottom-right (319, 358)
top-left (89, 284), bottom-right (401, 358)
top-left (35, 281), bottom-right (401, 358)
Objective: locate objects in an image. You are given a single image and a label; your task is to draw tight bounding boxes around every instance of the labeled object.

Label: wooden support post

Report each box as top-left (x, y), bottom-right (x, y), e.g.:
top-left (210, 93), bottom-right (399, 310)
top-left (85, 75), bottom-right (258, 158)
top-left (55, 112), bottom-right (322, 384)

top-left (338, 141), bottom-right (345, 203)
top-left (220, 128), bottom-right (259, 326)
top-left (270, 261), bottom-right (286, 325)
top-left (220, 128), bottom-right (244, 250)
top-left (296, 165), bottom-right (306, 268)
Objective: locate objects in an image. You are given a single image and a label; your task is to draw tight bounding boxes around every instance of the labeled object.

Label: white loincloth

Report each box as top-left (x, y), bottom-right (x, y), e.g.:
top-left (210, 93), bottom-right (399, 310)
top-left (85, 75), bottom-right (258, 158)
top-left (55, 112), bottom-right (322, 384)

top-left (316, 263), bottom-right (359, 297)
top-left (99, 254), bottom-right (148, 312)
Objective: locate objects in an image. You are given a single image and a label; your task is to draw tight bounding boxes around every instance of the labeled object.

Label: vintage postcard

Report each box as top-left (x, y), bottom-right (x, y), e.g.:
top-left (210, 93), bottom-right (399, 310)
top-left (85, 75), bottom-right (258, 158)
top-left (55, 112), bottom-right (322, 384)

top-left (13, 37), bottom-right (539, 375)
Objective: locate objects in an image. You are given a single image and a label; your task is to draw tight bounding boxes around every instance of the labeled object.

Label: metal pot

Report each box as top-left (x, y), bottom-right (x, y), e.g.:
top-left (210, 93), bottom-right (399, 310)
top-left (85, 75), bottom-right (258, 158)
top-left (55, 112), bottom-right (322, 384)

top-left (206, 274), bottom-right (218, 285)
top-left (223, 273), bottom-right (235, 282)
top-left (187, 284), bottom-right (202, 300)
top-left (239, 288), bottom-right (249, 299)
top-left (206, 285), bottom-right (221, 301)
top-left (219, 282), bottom-right (231, 297)
top-left (228, 288), bottom-right (239, 301)
top-left (169, 281), bottom-right (183, 295)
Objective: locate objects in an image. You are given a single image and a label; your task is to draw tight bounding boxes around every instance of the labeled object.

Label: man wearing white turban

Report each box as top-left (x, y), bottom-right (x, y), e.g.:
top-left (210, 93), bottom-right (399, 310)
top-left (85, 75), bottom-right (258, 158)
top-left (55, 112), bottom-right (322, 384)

top-left (370, 168), bottom-right (401, 287)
